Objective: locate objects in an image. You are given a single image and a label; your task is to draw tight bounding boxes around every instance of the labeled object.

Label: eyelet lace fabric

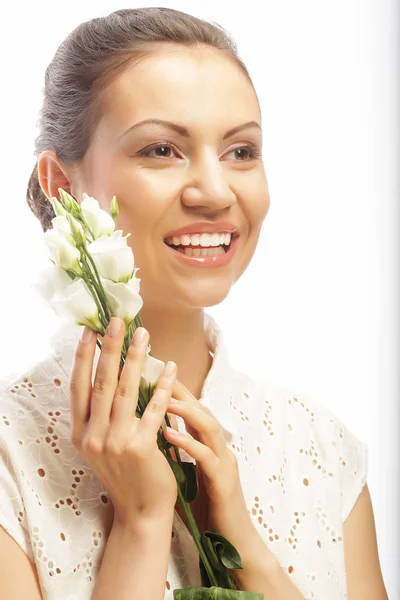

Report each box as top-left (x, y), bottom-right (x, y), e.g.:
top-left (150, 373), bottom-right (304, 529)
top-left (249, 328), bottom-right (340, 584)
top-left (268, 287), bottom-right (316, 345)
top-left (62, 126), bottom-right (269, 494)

top-left (0, 313), bottom-right (367, 599)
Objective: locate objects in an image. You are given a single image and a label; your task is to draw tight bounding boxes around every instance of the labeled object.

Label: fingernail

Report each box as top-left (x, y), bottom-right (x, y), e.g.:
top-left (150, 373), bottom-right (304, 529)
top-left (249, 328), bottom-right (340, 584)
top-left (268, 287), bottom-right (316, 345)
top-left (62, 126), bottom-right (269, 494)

top-left (81, 326), bottom-right (95, 344)
top-left (132, 327), bottom-right (148, 346)
top-left (164, 361), bottom-right (177, 376)
top-left (165, 426), bottom-right (181, 436)
top-left (106, 317), bottom-right (121, 337)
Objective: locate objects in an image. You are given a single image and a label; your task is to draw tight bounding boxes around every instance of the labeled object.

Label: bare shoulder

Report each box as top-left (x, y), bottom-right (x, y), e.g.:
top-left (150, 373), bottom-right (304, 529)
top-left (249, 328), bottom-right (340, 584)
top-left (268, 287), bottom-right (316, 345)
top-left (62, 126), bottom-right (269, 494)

top-left (343, 483), bottom-right (388, 600)
top-left (0, 525), bottom-right (43, 599)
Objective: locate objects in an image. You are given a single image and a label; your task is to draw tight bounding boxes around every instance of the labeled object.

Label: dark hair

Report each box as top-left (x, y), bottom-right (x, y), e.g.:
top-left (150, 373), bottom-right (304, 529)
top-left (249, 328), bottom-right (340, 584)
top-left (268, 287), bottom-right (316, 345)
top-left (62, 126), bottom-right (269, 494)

top-left (27, 7), bottom-right (256, 232)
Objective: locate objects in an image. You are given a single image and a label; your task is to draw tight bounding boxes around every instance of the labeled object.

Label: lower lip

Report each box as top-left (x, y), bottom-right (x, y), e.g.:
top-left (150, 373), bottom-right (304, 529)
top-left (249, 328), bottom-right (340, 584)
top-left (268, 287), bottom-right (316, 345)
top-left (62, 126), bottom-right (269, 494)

top-left (164, 236), bottom-right (239, 268)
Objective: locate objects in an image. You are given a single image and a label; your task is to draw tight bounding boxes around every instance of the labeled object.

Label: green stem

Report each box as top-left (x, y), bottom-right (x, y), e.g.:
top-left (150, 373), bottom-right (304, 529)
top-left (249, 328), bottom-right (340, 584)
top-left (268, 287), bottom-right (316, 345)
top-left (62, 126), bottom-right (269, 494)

top-left (174, 483), bottom-right (219, 588)
top-left (80, 272), bottom-right (108, 330)
top-left (80, 215), bottom-right (95, 242)
top-left (81, 246), bottom-right (114, 322)
top-left (96, 334), bottom-right (220, 587)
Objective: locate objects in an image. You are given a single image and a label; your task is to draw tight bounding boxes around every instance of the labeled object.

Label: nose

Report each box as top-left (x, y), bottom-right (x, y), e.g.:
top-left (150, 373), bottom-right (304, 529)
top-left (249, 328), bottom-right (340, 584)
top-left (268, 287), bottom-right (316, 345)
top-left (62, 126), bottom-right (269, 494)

top-left (180, 155), bottom-right (236, 212)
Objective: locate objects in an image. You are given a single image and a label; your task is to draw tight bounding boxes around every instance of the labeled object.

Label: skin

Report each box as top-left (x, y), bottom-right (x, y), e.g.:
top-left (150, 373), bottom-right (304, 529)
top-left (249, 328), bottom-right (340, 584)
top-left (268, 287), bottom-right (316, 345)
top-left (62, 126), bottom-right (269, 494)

top-left (34, 43), bottom-right (388, 599)
top-left (37, 43), bottom-right (270, 400)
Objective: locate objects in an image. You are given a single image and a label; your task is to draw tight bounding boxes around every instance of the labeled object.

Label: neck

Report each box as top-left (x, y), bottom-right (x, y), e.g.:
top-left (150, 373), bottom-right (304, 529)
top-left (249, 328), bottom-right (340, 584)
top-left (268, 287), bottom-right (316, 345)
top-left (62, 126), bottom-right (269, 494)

top-left (138, 305), bottom-right (213, 400)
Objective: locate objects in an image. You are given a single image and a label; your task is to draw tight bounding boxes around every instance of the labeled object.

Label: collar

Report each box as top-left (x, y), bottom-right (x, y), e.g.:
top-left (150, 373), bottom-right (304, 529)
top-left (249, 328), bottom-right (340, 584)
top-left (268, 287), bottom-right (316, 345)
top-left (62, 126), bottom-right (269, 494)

top-left (49, 312), bottom-right (237, 441)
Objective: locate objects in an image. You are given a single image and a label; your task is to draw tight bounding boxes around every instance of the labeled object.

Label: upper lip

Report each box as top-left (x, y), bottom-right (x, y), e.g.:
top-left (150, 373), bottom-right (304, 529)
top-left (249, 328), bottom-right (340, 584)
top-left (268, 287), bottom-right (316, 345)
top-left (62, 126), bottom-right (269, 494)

top-left (164, 221), bottom-right (239, 240)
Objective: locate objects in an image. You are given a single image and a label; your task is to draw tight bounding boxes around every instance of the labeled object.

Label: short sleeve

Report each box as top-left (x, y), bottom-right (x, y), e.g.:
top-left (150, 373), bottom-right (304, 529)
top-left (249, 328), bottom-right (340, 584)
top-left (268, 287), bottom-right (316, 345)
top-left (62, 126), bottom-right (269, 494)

top-left (0, 437), bottom-right (34, 562)
top-left (335, 420), bottom-right (369, 522)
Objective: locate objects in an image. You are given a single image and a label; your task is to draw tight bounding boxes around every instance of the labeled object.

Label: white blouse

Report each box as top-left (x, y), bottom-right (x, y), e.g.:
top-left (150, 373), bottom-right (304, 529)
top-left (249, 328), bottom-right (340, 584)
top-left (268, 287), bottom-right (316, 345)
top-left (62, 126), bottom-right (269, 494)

top-left (0, 313), bottom-right (367, 600)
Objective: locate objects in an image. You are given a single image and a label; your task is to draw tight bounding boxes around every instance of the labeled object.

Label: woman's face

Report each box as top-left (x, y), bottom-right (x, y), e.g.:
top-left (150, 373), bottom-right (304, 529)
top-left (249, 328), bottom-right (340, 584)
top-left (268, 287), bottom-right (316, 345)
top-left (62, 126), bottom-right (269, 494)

top-left (75, 43), bottom-right (270, 312)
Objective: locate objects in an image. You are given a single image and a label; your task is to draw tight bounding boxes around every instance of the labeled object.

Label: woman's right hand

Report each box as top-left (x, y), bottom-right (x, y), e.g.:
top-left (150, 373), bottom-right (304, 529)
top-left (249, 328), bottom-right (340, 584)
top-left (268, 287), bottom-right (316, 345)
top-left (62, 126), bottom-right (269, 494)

top-left (69, 316), bottom-right (179, 525)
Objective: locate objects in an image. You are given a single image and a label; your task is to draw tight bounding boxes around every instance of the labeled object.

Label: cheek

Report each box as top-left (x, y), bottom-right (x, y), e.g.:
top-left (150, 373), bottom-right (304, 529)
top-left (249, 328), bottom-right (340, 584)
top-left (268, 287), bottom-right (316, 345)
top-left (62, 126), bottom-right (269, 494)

top-left (245, 192), bottom-right (270, 235)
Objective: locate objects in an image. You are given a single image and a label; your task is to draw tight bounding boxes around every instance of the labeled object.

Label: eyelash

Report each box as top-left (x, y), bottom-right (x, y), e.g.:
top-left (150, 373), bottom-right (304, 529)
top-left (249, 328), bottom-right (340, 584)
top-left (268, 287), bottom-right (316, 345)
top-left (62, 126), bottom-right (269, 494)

top-left (136, 142), bottom-right (261, 161)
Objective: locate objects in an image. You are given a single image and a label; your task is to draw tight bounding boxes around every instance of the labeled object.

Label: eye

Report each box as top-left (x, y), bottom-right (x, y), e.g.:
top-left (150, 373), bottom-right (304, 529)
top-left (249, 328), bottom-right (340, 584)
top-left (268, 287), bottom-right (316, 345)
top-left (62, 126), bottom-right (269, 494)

top-left (224, 143), bottom-right (262, 161)
top-left (136, 142), bottom-right (262, 161)
top-left (137, 143), bottom-right (180, 159)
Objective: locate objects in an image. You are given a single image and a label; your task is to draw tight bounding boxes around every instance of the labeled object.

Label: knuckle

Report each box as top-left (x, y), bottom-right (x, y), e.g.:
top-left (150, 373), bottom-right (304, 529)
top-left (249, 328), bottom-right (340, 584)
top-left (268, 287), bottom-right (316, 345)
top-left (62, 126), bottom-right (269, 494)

top-left (126, 343), bottom-right (145, 360)
top-left (83, 436), bottom-right (104, 455)
top-left (209, 419), bottom-right (221, 435)
top-left (114, 382), bottom-right (130, 401)
top-left (147, 395), bottom-right (165, 413)
top-left (205, 446), bottom-right (215, 461)
top-left (68, 378), bottom-right (79, 396)
top-left (92, 376), bottom-right (111, 395)
top-left (128, 439), bottom-right (150, 458)
top-left (227, 447), bottom-right (238, 466)
top-left (104, 437), bottom-right (124, 456)
top-left (70, 431), bottom-right (82, 449)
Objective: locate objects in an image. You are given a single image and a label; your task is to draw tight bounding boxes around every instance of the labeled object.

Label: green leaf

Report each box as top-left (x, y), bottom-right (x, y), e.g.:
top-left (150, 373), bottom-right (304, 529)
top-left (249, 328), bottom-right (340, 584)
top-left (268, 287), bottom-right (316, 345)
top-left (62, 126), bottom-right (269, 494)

top-left (198, 532), bottom-right (244, 589)
top-left (180, 462), bottom-right (199, 504)
top-left (167, 461), bottom-right (199, 505)
top-left (204, 532), bottom-right (244, 571)
top-left (173, 586), bottom-right (264, 599)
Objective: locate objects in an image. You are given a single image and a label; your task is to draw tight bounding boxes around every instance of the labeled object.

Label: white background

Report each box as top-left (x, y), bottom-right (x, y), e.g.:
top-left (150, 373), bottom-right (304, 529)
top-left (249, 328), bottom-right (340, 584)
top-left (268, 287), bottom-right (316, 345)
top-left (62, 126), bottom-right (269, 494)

top-left (0, 1), bottom-right (398, 597)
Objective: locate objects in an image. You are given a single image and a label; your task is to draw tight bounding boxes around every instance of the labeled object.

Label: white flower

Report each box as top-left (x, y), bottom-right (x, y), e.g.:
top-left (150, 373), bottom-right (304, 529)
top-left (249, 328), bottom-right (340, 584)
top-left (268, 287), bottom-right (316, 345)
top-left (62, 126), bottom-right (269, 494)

top-left (81, 195), bottom-right (116, 239)
top-left (51, 215), bottom-right (77, 243)
top-left (101, 276), bottom-right (143, 330)
top-left (87, 230), bottom-right (134, 283)
top-left (32, 263), bottom-right (74, 305)
top-left (43, 226), bottom-right (83, 275)
top-left (50, 277), bottom-right (103, 331)
top-left (142, 351), bottom-right (165, 386)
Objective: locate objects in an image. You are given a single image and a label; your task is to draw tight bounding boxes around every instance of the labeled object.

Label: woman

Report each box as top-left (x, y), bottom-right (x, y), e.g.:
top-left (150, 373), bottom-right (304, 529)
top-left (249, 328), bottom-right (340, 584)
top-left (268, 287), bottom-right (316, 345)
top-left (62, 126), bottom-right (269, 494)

top-left (0, 7), bottom-right (388, 600)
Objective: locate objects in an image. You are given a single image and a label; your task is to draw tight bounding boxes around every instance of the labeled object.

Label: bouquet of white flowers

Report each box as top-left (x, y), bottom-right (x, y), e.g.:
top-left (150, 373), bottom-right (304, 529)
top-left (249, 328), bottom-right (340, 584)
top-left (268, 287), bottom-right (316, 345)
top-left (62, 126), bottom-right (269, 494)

top-left (34, 188), bottom-right (263, 599)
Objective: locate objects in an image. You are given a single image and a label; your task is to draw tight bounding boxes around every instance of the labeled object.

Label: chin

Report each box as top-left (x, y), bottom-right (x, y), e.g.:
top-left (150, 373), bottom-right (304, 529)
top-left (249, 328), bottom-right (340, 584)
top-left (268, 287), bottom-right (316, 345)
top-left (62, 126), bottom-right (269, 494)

top-left (181, 281), bottom-right (233, 309)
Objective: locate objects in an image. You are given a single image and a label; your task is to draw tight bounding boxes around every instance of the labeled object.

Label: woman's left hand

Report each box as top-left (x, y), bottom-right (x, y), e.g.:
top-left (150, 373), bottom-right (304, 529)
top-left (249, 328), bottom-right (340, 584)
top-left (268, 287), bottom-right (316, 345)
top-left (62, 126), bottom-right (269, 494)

top-left (163, 378), bottom-right (258, 548)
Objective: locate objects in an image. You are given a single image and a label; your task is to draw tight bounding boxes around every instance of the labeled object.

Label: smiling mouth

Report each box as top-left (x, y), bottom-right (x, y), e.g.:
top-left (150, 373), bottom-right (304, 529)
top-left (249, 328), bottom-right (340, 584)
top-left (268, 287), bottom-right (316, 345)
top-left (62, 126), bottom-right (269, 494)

top-left (163, 237), bottom-right (236, 256)
top-left (164, 243), bottom-right (230, 255)
top-left (163, 232), bottom-right (239, 255)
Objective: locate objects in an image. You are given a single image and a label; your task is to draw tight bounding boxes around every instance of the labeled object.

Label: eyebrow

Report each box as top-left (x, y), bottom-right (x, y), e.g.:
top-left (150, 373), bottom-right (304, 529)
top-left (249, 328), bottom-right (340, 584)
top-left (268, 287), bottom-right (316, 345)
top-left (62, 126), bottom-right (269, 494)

top-left (118, 118), bottom-right (261, 141)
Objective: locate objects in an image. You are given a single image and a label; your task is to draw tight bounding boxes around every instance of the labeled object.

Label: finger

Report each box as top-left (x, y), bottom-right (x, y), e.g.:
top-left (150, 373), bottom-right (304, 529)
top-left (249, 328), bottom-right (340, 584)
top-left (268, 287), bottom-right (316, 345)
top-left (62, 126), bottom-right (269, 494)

top-left (163, 426), bottom-right (219, 479)
top-left (172, 378), bottom-right (198, 405)
top-left (88, 317), bottom-right (125, 435)
top-left (170, 378), bottom-right (211, 440)
top-left (166, 401), bottom-right (226, 456)
top-left (109, 327), bottom-right (150, 427)
top-left (139, 361), bottom-right (177, 438)
top-left (69, 325), bottom-right (98, 442)
top-left (172, 379), bottom-right (209, 417)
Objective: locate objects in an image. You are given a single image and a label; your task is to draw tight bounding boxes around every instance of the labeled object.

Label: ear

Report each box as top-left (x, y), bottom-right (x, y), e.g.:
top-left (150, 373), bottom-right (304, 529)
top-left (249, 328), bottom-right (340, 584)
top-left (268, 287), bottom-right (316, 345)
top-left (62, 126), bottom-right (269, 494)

top-left (37, 150), bottom-right (73, 202)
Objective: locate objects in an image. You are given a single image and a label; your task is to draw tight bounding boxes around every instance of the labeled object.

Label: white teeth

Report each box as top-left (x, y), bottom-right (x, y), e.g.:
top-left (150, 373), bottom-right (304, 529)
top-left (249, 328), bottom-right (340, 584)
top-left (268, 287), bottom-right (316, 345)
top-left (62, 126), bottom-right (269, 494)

top-left (176, 246), bottom-right (225, 257)
top-left (199, 233), bottom-right (211, 247)
top-left (165, 232), bottom-right (232, 247)
top-left (181, 234), bottom-right (191, 246)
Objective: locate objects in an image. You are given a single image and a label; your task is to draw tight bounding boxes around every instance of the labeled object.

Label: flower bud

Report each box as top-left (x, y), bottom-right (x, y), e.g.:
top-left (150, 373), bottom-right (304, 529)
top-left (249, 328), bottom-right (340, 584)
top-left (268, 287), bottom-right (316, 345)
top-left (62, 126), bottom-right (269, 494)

top-left (110, 195), bottom-right (119, 223)
top-left (58, 188), bottom-right (82, 220)
top-left (66, 213), bottom-right (87, 248)
top-left (58, 188), bottom-right (73, 212)
top-left (50, 196), bottom-right (67, 217)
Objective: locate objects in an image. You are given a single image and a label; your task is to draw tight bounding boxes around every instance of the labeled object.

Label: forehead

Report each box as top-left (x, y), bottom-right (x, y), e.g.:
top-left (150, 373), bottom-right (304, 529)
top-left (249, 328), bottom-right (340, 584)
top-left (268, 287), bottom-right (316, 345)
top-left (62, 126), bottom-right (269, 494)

top-left (99, 44), bottom-right (260, 136)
